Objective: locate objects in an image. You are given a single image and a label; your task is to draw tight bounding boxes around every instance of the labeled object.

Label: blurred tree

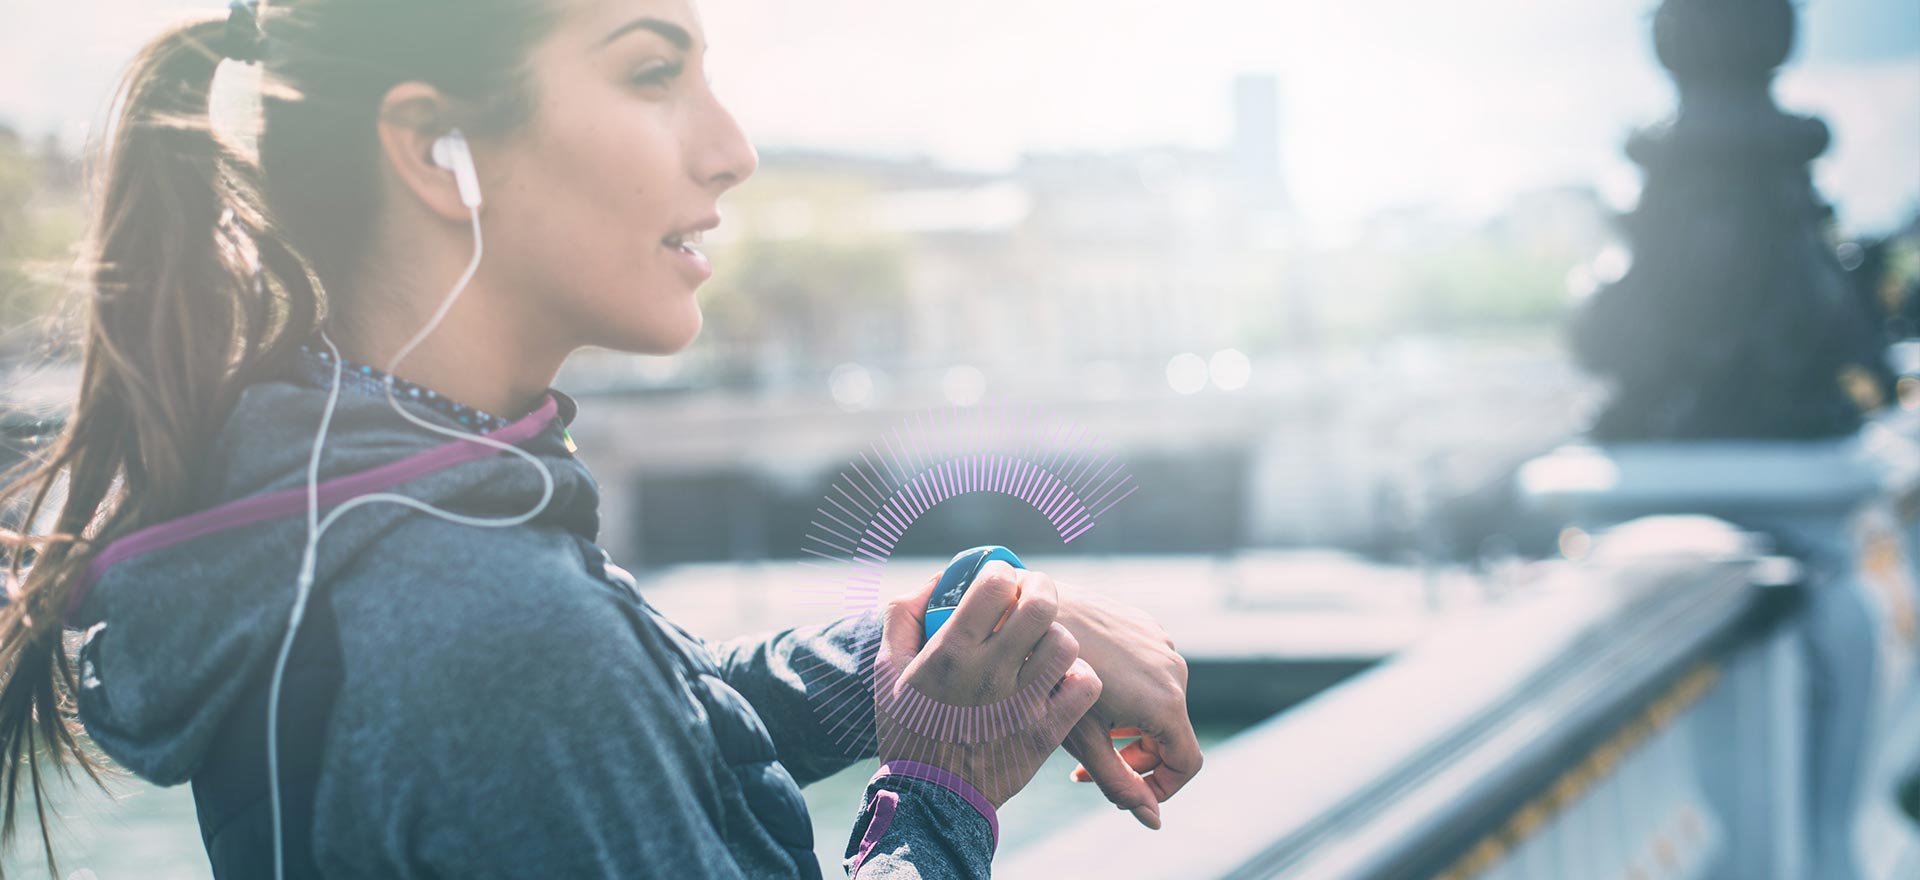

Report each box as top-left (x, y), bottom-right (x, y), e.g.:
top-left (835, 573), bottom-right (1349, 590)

top-left (1400, 243), bottom-right (1571, 332)
top-left (1307, 234), bottom-right (1576, 346)
top-left (699, 236), bottom-right (910, 379)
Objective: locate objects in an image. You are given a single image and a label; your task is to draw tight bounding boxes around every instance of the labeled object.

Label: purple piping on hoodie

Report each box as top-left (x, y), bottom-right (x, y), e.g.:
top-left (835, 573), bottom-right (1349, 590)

top-left (61, 393), bottom-right (560, 627)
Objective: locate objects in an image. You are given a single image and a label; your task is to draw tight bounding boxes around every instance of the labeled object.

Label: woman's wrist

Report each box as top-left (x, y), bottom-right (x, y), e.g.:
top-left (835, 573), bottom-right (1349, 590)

top-left (870, 759), bottom-right (1001, 850)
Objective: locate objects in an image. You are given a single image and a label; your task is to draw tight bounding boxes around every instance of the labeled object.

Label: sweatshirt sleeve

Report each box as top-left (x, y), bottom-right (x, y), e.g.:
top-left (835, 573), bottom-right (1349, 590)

top-left (704, 611), bottom-right (883, 785)
top-left (842, 762), bottom-right (999, 879)
top-left (701, 617), bottom-right (1001, 878)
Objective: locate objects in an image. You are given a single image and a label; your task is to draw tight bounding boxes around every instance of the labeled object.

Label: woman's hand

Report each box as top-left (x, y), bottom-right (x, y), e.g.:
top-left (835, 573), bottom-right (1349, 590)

top-left (874, 561), bottom-right (1103, 807)
top-left (1054, 581), bottom-right (1202, 830)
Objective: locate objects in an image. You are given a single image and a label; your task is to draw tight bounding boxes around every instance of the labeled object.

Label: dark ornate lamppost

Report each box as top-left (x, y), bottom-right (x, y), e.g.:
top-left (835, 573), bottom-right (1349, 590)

top-left (1570, 0), bottom-right (1890, 442)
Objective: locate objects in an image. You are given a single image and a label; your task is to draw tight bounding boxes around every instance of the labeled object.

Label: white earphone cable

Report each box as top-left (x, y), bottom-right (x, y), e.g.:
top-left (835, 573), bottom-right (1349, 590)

top-left (267, 176), bottom-right (555, 880)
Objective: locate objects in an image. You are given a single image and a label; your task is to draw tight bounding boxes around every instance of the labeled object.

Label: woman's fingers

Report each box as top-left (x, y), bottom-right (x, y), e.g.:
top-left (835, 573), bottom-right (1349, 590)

top-left (1043, 657), bottom-right (1103, 738)
top-left (881, 574), bottom-right (940, 662)
top-left (991, 571), bottom-right (1059, 665)
top-left (1063, 716), bottom-right (1162, 829)
top-left (1069, 736), bottom-right (1162, 782)
top-left (1143, 723), bottom-right (1205, 803)
top-left (943, 560), bottom-right (1023, 646)
top-left (1072, 729), bottom-right (1202, 801)
top-left (1116, 737), bottom-right (1165, 773)
top-left (1015, 621), bottom-right (1079, 692)
top-left (877, 565), bottom-right (1102, 810)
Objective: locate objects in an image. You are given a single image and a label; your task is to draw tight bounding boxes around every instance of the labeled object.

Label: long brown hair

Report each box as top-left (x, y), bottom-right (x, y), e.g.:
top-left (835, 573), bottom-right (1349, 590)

top-left (0, 2), bottom-right (553, 874)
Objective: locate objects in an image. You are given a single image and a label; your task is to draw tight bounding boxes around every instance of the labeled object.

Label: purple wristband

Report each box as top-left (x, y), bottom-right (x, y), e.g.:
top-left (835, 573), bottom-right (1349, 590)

top-left (870, 760), bottom-right (1000, 852)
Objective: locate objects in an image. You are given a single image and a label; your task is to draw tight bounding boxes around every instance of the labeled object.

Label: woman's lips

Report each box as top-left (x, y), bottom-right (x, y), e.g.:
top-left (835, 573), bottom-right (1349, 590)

top-left (662, 234), bottom-right (712, 284)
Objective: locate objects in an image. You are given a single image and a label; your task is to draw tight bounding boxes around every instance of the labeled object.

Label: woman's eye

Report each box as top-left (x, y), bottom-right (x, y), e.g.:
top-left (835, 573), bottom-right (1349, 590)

top-left (629, 60), bottom-right (685, 90)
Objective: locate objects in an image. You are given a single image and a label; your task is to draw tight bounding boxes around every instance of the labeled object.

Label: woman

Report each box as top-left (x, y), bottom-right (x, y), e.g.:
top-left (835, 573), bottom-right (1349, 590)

top-left (0, 0), bottom-right (1200, 877)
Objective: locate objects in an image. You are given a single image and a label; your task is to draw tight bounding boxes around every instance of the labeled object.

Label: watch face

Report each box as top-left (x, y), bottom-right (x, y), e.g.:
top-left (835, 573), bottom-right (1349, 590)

top-left (928, 546), bottom-right (1025, 614)
top-left (930, 549), bottom-right (990, 612)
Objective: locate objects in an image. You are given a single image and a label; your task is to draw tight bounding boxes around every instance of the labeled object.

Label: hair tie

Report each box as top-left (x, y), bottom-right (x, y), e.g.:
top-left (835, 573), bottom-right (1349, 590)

top-left (217, 0), bottom-right (265, 65)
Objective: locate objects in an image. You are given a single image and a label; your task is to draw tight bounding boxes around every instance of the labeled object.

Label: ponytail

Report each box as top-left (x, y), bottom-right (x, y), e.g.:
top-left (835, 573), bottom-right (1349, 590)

top-left (0, 0), bottom-right (556, 870)
top-left (0, 13), bottom-right (319, 876)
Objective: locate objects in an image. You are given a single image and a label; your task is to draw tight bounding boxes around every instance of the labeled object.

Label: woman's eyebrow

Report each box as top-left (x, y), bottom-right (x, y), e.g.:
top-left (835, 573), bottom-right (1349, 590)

top-left (600, 17), bottom-right (695, 51)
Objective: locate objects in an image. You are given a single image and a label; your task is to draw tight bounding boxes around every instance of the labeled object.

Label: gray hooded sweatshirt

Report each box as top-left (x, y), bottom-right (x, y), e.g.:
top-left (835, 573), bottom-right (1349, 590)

top-left (66, 367), bottom-right (997, 878)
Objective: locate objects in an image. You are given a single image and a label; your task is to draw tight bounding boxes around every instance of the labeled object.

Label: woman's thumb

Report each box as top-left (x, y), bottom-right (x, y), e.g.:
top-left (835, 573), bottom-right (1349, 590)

top-left (880, 574), bottom-right (940, 662)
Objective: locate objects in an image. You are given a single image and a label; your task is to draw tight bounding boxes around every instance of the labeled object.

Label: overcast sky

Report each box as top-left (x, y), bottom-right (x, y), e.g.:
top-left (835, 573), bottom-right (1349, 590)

top-left (4, 0), bottom-right (1915, 235)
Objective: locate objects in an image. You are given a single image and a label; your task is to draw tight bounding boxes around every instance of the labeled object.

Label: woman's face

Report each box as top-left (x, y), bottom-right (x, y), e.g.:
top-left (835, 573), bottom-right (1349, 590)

top-left (479, 0), bottom-right (756, 356)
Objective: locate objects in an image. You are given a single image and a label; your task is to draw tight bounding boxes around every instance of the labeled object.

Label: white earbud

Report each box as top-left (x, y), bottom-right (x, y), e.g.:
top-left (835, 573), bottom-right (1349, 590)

top-left (431, 128), bottom-right (484, 209)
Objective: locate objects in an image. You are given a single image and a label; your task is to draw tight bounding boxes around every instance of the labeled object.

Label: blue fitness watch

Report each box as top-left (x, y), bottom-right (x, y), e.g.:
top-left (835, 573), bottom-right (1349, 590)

top-left (924, 545), bottom-right (1025, 641)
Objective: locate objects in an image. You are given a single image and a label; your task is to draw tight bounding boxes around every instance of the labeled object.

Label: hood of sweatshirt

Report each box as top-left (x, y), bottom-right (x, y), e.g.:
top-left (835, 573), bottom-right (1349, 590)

top-left (68, 375), bottom-right (600, 785)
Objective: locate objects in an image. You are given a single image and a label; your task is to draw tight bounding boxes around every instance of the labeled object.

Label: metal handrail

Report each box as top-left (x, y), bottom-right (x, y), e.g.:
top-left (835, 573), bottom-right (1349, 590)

top-left (1002, 522), bottom-right (1800, 879)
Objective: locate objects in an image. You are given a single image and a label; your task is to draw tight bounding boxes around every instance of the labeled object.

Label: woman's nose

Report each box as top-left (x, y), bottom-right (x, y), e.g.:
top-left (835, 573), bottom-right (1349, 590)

top-left (690, 91), bottom-right (758, 192)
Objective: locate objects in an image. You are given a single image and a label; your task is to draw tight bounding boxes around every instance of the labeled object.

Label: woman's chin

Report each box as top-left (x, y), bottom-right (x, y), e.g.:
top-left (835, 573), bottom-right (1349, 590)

top-left (619, 307), bottom-right (703, 356)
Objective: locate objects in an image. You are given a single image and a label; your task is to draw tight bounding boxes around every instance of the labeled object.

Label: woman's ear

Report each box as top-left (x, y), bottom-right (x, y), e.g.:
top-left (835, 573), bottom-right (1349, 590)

top-left (375, 82), bottom-right (476, 223)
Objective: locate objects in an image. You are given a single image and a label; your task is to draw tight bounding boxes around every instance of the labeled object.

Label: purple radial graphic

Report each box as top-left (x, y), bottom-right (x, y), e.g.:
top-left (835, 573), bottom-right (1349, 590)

top-left (785, 400), bottom-right (1137, 775)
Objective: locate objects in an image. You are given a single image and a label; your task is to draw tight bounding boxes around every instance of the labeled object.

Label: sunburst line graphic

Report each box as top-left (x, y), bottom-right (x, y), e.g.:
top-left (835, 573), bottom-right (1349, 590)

top-left (786, 401), bottom-right (1138, 767)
